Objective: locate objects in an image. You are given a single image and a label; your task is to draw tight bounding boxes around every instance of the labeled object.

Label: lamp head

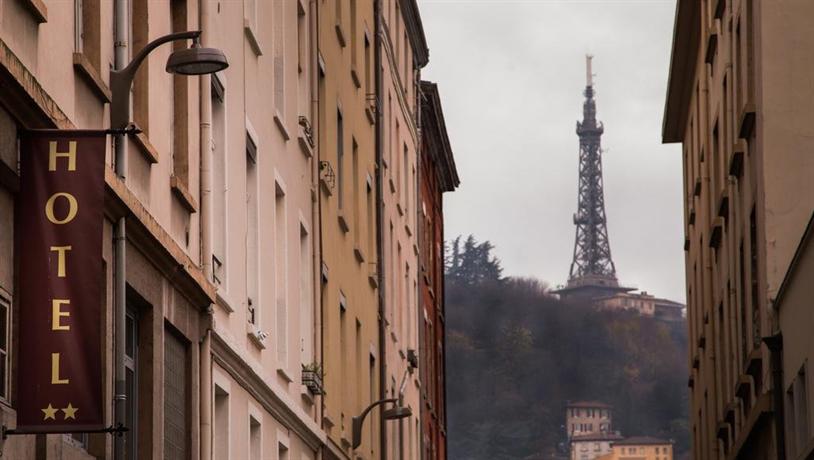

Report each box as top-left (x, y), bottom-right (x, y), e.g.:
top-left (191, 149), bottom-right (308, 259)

top-left (166, 40), bottom-right (229, 75)
top-left (383, 406), bottom-right (412, 420)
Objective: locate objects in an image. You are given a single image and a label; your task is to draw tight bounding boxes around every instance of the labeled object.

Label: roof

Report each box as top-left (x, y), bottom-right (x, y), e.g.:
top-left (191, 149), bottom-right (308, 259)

top-left (662, 1), bottom-right (701, 143)
top-left (571, 433), bottom-right (624, 443)
top-left (399, 0), bottom-right (429, 68)
top-left (612, 436), bottom-right (673, 446)
top-left (775, 210), bottom-right (814, 308)
top-left (567, 401), bottom-right (613, 409)
top-left (419, 80), bottom-right (460, 192)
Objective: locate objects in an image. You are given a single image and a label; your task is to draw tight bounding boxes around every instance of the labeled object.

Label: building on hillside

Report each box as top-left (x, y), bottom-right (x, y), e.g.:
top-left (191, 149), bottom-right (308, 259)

top-left (775, 212), bottom-right (814, 457)
top-left (605, 437), bottom-right (673, 460)
top-left (377, 1), bottom-right (428, 459)
top-left (417, 80), bottom-right (460, 460)
top-left (566, 401), bottom-right (613, 439)
top-left (570, 432), bottom-right (624, 460)
top-left (594, 291), bottom-right (685, 322)
top-left (663, 0), bottom-right (814, 459)
top-left (317, 0), bottom-right (381, 458)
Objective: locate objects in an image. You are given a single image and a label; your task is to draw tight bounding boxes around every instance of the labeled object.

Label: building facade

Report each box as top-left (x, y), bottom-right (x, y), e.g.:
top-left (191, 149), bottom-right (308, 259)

top-left (567, 401), bottom-right (613, 439)
top-left (0, 0), bottom-right (454, 459)
top-left (599, 437), bottom-right (673, 460)
top-left (570, 433), bottom-right (623, 460)
top-left (417, 81), bottom-right (459, 460)
top-left (377, 1), bottom-right (428, 459)
top-left (594, 292), bottom-right (684, 322)
top-left (663, 0), bottom-right (814, 458)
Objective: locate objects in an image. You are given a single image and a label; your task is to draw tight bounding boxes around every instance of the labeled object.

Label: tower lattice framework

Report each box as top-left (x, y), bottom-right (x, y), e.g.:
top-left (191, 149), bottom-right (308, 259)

top-left (567, 56), bottom-right (619, 289)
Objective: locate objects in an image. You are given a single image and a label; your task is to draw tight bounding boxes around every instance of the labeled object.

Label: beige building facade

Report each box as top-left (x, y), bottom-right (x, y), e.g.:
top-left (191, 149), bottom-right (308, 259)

top-left (663, 0), bottom-right (814, 459)
top-left (377, 1), bottom-right (428, 459)
top-left (594, 292), bottom-right (684, 322)
top-left (570, 433), bottom-right (622, 460)
top-left (596, 437), bottom-right (673, 460)
top-left (567, 401), bottom-right (613, 439)
top-left (317, 0), bottom-right (381, 458)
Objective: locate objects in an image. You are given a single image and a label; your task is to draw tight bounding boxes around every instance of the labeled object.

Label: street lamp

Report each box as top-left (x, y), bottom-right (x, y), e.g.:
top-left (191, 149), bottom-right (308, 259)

top-left (352, 398), bottom-right (413, 450)
top-left (109, 29), bottom-right (227, 460)
top-left (110, 30), bottom-right (228, 129)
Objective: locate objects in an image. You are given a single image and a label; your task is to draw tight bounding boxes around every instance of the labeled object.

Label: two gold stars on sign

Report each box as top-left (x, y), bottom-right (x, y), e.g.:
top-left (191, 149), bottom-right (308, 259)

top-left (42, 403), bottom-right (78, 421)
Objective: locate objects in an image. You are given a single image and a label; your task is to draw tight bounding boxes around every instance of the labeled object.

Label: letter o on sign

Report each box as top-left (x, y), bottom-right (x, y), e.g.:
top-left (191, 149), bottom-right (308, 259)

top-left (45, 192), bottom-right (79, 224)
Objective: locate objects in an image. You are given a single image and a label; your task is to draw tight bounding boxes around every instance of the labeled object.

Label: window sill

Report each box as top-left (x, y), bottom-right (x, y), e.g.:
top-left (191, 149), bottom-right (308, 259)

top-left (365, 105), bottom-right (376, 125)
top-left (350, 66), bottom-right (362, 89)
top-left (301, 388), bottom-right (315, 406)
top-left (274, 111), bottom-right (291, 141)
top-left (354, 245), bottom-right (365, 263)
top-left (405, 223), bottom-right (413, 237)
top-left (129, 125), bottom-right (159, 164)
top-left (216, 288), bottom-right (235, 314)
top-left (338, 212), bottom-right (350, 233)
top-left (396, 202), bottom-right (404, 217)
top-left (298, 135), bottom-right (313, 158)
top-left (21, 0), bottom-right (47, 23)
top-left (246, 324), bottom-right (267, 350)
top-left (277, 367), bottom-right (293, 383)
top-left (368, 273), bottom-right (378, 289)
top-left (73, 53), bottom-right (111, 103)
top-left (335, 23), bottom-right (347, 48)
top-left (389, 178), bottom-right (396, 194)
top-left (171, 175), bottom-right (198, 213)
top-left (244, 20), bottom-right (263, 56)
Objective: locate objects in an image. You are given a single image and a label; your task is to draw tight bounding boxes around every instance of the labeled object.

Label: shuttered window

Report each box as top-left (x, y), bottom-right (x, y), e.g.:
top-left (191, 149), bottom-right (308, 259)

top-left (164, 328), bottom-right (190, 459)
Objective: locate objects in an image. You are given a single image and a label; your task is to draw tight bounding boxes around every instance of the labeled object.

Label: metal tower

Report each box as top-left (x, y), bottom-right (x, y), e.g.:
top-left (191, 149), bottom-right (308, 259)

top-left (557, 56), bottom-right (631, 301)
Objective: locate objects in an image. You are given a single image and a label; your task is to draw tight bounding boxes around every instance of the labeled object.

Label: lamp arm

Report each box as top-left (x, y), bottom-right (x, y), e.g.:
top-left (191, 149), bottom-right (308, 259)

top-left (110, 30), bottom-right (201, 129)
top-left (351, 398), bottom-right (398, 449)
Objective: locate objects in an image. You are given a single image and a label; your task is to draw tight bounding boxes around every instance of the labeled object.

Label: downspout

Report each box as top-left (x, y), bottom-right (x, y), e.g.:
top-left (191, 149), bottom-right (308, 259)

top-left (415, 82), bottom-right (425, 460)
top-left (113, 0), bottom-right (128, 458)
top-left (374, 0), bottom-right (388, 457)
top-left (199, 1), bottom-right (213, 460)
top-left (309, 0), bottom-right (324, 457)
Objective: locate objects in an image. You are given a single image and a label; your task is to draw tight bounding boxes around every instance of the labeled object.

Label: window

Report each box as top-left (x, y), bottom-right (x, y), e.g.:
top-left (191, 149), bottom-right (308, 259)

top-left (350, 0), bottom-right (358, 67)
top-left (124, 306), bottom-right (139, 460)
top-left (402, 145), bottom-right (408, 209)
top-left (212, 75), bottom-right (228, 288)
top-left (750, 206), bottom-right (760, 347)
top-left (299, 224), bottom-right (313, 363)
top-left (246, 130), bottom-right (259, 326)
top-left (164, 327), bottom-right (190, 458)
top-left (278, 442), bottom-right (289, 460)
top-left (337, 110), bottom-right (345, 210)
top-left (369, 354), bottom-right (376, 454)
top-left (74, 0), bottom-right (101, 70)
top-left (245, 0), bottom-right (257, 33)
top-left (366, 175), bottom-right (375, 260)
top-left (273, 0), bottom-right (285, 113)
top-left (214, 385), bottom-right (230, 459)
top-left (340, 295), bottom-right (348, 403)
top-left (364, 34), bottom-right (372, 96)
top-left (297, 2), bottom-right (307, 73)
top-left (0, 296), bottom-right (8, 401)
top-left (276, 184), bottom-right (288, 365)
top-left (130, 0), bottom-right (149, 133)
top-left (352, 139), bottom-right (360, 240)
top-left (249, 415), bottom-right (261, 460)
top-left (171, 0), bottom-right (190, 187)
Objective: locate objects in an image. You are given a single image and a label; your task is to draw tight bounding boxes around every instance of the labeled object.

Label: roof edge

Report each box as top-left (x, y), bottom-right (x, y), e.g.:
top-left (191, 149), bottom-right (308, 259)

top-left (400, 0), bottom-right (429, 67)
top-left (662, 1), bottom-right (700, 144)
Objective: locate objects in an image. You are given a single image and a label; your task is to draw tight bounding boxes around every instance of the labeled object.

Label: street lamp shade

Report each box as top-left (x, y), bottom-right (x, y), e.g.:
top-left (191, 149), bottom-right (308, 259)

top-left (382, 406), bottom-right (412, 420)
top-left (166, 46), bottom-right (228, 75)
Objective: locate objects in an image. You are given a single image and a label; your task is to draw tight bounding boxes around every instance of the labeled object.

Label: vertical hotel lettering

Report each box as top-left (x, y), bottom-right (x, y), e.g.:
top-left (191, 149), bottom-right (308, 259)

top-left (17, 131), bottom-right (106, 432)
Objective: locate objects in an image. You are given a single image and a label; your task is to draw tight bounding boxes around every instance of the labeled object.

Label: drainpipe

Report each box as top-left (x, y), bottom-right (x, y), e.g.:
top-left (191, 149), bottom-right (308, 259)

top-left (113, 0), bottom-right (129, 457)
top-left (199, 0), bottom-right (213, 284)
top-left (309, 0), bottom-right (324, 443)
top-left (198, 2), bottom-right (213, 459)
top-left (373, 0), bottom-right (387, 457)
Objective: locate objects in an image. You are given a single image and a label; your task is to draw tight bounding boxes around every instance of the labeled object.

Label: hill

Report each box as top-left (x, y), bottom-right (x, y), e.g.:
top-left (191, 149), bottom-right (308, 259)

top-left (445, 236), bottom-right (689, 459)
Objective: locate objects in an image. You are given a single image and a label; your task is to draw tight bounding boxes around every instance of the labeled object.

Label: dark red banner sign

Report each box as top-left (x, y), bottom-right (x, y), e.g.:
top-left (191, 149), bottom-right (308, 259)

top-left (17, 130), bottom-right (106, 432)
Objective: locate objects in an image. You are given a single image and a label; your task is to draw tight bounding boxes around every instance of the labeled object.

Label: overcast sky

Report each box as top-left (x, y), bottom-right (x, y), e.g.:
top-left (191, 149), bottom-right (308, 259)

top-left (419, 0), bottom-right (686, 302)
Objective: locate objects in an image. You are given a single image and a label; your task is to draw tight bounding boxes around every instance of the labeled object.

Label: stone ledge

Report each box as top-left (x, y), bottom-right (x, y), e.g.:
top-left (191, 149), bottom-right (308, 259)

top-left (73, 53), bottom-right (111, 103)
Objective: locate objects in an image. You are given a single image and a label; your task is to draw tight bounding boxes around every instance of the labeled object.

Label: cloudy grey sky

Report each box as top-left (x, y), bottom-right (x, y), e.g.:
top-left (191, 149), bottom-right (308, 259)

top-left (419, 0), bottom-right (686, 302)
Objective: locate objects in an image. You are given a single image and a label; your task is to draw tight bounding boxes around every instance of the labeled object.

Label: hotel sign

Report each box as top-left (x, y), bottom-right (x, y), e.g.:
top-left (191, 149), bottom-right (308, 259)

top-left (17, 131), bottom-right (106, 432)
